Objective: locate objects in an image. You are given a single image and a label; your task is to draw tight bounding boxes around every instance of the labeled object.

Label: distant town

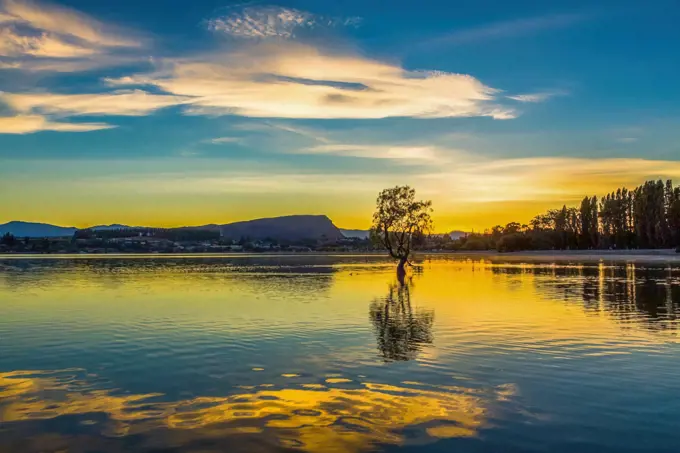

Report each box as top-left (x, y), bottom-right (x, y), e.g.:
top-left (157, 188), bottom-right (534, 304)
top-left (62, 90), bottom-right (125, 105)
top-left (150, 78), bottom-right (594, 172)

top-left (0, 216), bottom-right (465, 255)
top-left (0, 230), bottom-right (369, 254)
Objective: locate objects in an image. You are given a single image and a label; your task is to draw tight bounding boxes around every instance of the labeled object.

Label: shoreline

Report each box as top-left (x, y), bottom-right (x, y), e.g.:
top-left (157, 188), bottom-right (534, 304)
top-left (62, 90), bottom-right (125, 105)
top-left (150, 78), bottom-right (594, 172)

top-left (438, 249), bottom-right (680, 263)
top-left (1, 249), bottom-right (679, 262)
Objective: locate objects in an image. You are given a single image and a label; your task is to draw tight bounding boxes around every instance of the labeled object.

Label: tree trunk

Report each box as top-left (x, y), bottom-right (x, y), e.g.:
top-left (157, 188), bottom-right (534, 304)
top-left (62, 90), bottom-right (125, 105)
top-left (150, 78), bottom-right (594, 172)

top-left (397, 256), bottom-right (407, 284)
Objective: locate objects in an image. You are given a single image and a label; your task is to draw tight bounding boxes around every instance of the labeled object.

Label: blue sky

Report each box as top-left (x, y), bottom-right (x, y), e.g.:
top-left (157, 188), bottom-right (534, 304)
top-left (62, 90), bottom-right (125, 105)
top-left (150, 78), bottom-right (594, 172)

top-left (1, 0), bottom-right (679, 230)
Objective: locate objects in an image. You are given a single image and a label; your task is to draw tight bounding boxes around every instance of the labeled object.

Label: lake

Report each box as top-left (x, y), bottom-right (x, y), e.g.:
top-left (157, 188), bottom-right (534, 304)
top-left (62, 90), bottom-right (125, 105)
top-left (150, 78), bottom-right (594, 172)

top-left (1, 254), bottom-right (679, 453)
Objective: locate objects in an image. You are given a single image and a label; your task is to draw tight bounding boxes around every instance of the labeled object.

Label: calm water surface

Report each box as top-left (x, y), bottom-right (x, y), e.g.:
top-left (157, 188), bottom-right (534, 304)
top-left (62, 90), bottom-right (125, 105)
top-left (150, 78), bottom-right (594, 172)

top-left (1, 255), bottom-right (679, 453)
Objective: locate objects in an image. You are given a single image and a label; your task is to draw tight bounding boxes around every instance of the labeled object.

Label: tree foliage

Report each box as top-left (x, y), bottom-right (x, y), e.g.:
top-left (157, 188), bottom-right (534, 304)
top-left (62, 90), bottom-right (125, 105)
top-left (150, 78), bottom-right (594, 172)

top-left (1, 233), bottom-right (16, 246)
top-left (370, 186), bottom-right (433, 265)
top-left (446, 179), bottom-right (680, 252)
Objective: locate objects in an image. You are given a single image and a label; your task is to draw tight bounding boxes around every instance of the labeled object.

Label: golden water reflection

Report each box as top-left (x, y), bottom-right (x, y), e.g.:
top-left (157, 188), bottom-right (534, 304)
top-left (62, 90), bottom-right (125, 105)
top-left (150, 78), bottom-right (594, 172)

top-left (488, 262), bottom-right (680, 333)
top-left (0, 370), bottom-right (512, 453)
top-left (2, 256), bottom-right (680, 452)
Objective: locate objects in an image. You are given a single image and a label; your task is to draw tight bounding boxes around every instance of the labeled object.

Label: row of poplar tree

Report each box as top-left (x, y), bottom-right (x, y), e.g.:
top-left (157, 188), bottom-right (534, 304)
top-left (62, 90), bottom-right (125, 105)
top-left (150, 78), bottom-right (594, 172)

top-left (528, 179), bottom-right (680, 250)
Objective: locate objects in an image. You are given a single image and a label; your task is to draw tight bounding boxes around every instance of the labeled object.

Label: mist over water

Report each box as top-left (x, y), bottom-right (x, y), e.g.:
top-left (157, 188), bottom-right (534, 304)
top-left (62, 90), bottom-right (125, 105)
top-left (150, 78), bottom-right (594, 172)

top-left (1, 255), bottom-right (679, 452)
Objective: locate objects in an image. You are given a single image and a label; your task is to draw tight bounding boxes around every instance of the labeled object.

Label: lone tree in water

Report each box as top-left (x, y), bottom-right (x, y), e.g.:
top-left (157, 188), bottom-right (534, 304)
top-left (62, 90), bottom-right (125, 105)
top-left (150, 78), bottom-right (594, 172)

top-left (370, 186), bottom-right (433, 275)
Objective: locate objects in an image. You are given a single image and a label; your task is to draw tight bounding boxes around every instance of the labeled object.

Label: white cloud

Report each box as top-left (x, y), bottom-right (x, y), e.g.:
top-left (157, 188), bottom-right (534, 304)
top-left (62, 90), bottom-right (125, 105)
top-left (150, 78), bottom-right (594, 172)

top-left (0, 0), bottom-right (144, 71)
top-left (617, 137), bottom-right (638, 143)
top-left (207, 6), bottom-right (360, 39)
top-left (1, 0), bottom-right (140, 48)
top-left (300, 143), bottom-right (447, 162)
top-left (109, 42), bottom-right (514, 120)
top-left (0, 90), bottom-right (189, 133)
top-left (1, 90), bottom-right (190, 116)
top-left (0, 28), bottom-right (96, 58)
top-left (0, 59), bottom-right (20, 68)
top-left (209, 136), bottom-right (242, 144)
top-left (0, 11), bottom-right (14, 23)
top-left (0, 114), bottom-right (114, 133)
top-left (507, 91), bottom-right (566, 103)
top-left (9, 55), bottom-right (139, 72)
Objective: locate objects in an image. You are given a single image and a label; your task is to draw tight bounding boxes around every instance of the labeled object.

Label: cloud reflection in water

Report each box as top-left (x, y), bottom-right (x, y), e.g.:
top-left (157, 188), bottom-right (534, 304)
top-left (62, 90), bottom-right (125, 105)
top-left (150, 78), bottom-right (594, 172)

top-left (0, 369), bottom-right (514, 453)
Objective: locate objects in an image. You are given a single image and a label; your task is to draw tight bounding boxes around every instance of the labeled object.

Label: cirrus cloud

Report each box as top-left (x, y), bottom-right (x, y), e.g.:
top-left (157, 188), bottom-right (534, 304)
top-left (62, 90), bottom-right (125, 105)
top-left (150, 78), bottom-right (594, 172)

top-left (0, 27), bottom-right (96, 58)
top-left (1, 0), bottom-right (140, 49)
top-left (0, 0), bottom-right (145, 72)
top-left (0, 114), bottom-right (114, 133)
top-left (0, 89), bottom-right (189, 133)
top-left (108, 42), bottom-right (515, 120)
top-left (300, 143), bottom-right (444, 162)
top-left (1, 89), bottom-right (191, 117)
top-left (207, 6), bottom-right (361, 39)
top-left (507, 90), bottom-right (567, 103)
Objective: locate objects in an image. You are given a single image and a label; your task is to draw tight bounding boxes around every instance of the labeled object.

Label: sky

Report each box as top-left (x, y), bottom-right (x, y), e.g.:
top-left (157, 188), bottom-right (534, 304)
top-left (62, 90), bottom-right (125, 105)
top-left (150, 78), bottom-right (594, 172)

top-left (1, 0), bottom-right (679, 231)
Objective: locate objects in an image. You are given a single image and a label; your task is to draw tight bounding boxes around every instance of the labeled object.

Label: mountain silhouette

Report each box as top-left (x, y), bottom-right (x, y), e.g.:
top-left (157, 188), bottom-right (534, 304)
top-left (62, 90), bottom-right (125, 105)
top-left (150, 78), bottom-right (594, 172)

top-left (1, 215), bottom-right (345, 241)
top-left (215, 215), bottom-right (343, 241)
top-left (0, 221), bottom-right (77, 237)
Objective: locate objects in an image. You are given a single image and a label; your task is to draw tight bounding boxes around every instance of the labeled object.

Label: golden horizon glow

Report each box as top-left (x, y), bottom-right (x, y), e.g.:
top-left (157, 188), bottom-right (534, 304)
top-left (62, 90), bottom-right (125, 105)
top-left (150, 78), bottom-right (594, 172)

top-left (3, 156), bottom-right (680, 231)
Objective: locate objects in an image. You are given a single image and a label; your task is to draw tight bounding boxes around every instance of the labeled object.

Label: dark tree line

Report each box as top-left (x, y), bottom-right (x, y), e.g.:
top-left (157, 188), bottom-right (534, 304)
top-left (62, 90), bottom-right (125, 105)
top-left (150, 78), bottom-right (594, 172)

top-left (452, 179), bottom-right (680, 252)
top-left (590, 180), bottom-right (680, 249)
top-left (1, 232), bottom-right (17, 246)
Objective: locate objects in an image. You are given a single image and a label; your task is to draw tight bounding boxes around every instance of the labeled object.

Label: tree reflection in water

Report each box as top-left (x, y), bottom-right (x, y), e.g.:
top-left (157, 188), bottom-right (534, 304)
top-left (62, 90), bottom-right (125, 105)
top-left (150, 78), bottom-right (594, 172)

top-left (369, 281), bottom-right (434, 362)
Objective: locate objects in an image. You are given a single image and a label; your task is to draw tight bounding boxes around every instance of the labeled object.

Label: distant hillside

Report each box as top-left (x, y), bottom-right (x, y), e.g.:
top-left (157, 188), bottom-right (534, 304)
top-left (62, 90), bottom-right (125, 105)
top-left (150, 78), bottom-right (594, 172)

top-left (340, 229), bottom-right (370, 239)
top-left (0, 221), bottom-right (77, 237)
top-left (3, 215), bottom-right (346, 241)
top-left (218, 215), bottom-right (344, 241)
top-left (89, 224), bottom-right (136, 231)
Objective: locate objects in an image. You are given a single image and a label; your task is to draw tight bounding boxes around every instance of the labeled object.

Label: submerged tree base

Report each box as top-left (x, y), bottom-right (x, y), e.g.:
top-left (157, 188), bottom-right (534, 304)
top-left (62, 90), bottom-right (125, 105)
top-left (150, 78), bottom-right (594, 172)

top-left (397, 258), bottom-right (407, 285)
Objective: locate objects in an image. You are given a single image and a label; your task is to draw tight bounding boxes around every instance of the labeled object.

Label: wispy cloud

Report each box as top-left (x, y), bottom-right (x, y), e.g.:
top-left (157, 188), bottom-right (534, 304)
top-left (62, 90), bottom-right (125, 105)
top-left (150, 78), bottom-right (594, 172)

top-left (234, 121), bottom-right (332, 144)
top-left (606, 126), bottom-right (643, 145)
top-left (0, 0), bottom-right (145, 71)
top-left (506, 91), bottom-right (567, 103)
top-left (0, 59), bottom-right (20, 68)
top-left (300, 143), bottom-right (444, 162)
top-left (1, 90), bottom-right (190, 117)
top-left (410, 13), bottom-right (587, 53)
top-left (207, 5), bottom-right (360, 39)
top-left (208, 136), bottom-right (242, 144)
top-left (1, 0), bottom-right (140, 48)
top-left (0, 89), bottom-right (188, 133)
top-left (228, 122), bottom-right (464, 164)
top-left (0, 114), bottom-right (114, 133)
top-left (0, 3), bottom-right (554, 133)
top-left (0, 27), bottom-right (96, 58)
top-left (108, 42), bottom-right (515, 120)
